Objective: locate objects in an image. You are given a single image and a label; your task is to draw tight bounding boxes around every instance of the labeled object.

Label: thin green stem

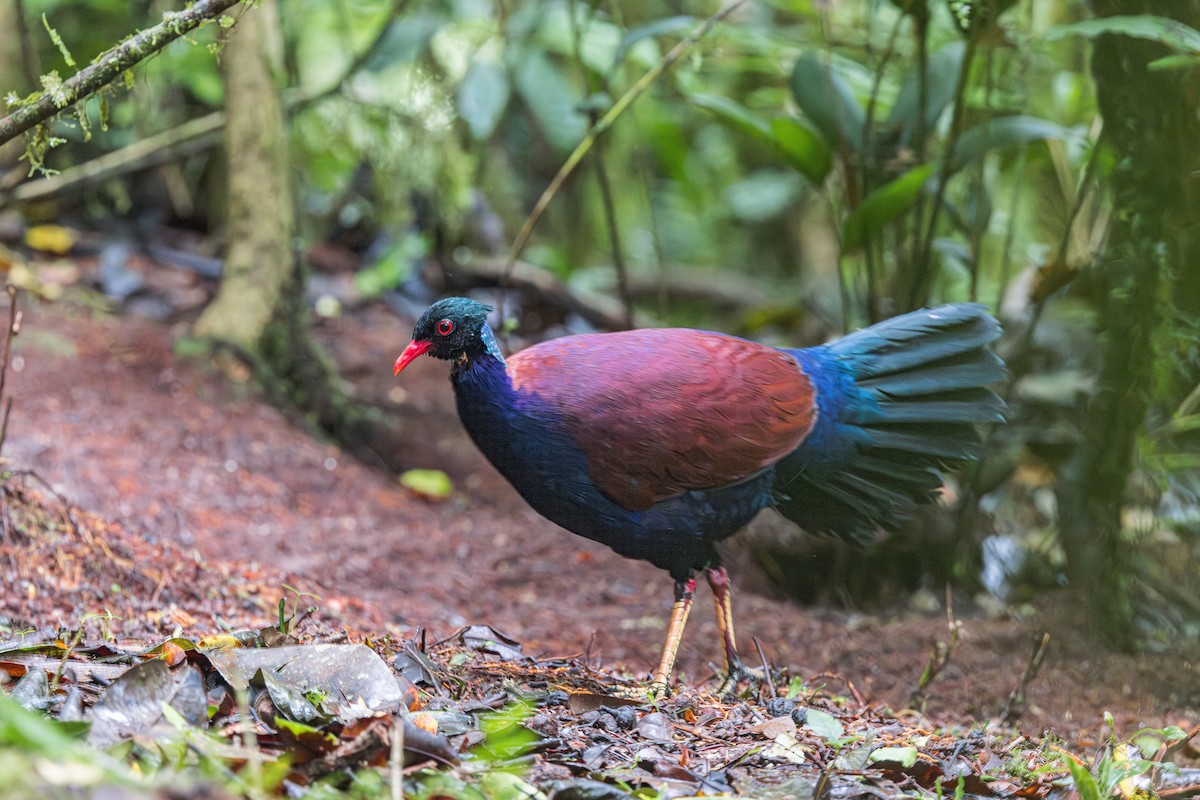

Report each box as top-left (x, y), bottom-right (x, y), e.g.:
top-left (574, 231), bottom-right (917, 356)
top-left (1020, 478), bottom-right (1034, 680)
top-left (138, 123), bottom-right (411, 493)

top-left (968, 44), bottom-right (996, 302)
top-left (860, 10), bottom-right (904, 322)
top-left (567, 0), bottom-right (632, 328)
top-left (497, 0), bottom-right (746, 323)
top-left (909, 35), bottom-right (978, 310)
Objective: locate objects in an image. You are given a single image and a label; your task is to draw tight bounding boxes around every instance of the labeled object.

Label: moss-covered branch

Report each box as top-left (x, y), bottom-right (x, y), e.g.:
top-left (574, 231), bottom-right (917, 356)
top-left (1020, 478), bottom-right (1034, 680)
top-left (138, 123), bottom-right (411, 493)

top-left (0, 0), bottom-right (241, 147)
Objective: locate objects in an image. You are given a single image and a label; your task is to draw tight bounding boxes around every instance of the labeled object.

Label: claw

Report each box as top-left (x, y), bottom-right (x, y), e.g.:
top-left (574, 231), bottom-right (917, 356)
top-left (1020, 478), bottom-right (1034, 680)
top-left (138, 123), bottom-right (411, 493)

top-left (716, 657), bottom-right (769, 697)
top-left (703, 565), bottom-right (777, 697)
top-left (645, 678), bottom-right (673, 700)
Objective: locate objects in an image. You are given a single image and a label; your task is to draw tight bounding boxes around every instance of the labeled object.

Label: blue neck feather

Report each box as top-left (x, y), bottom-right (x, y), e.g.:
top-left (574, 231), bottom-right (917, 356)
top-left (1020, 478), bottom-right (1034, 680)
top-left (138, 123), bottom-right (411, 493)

top-left (479, 323), bottom-right (506, 365)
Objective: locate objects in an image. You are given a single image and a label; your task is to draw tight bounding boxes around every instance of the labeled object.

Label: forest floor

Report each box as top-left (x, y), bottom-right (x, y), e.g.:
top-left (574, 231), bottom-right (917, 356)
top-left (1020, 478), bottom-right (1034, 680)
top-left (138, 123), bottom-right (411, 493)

top-left (2, 261), bottom-right (1199, 771)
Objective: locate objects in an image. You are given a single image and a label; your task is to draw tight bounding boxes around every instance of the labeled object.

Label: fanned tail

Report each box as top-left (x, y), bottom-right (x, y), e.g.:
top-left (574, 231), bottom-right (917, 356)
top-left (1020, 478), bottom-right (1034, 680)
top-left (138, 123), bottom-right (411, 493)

top-left (774, 304), bottom-right (1006, 542)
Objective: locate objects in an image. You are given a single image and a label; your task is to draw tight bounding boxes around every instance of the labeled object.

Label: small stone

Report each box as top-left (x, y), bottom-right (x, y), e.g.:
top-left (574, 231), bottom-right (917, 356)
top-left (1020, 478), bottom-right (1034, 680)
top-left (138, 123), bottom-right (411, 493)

top-left (613, 705), bottom-right (638, 730)
top-left (593, 711), bottom-right (618, 732)
top-left (765, 697), bottom-right (795, 719)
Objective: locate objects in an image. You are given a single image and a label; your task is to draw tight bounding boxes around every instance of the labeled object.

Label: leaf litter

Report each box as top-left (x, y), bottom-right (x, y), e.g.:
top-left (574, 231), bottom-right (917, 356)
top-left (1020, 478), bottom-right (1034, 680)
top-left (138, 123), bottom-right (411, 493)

top-left (3, 479), bottom-right (1199, 798)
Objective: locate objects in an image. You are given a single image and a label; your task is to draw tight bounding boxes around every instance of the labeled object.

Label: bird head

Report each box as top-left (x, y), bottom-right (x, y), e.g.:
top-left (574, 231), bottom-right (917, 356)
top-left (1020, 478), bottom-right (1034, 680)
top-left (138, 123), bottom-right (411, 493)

top-left (394, 297), bottom-right (495, 375)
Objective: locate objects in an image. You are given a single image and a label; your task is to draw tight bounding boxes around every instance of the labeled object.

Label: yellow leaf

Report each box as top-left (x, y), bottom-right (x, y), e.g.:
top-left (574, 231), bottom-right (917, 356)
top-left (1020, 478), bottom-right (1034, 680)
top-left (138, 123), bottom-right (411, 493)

top-left (197, 633), bottom-right (242, 651)
top-left (24, 224), bottom-right (76, 255)
top-left (411, 711), bottom-right (438, 734)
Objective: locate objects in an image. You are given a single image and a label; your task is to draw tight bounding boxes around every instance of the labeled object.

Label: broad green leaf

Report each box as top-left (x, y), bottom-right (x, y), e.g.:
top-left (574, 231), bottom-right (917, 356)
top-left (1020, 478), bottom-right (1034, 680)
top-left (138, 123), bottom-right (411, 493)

top-left (0, 695), bottom-right (92, 752)
top-left (457, 59), bottom-right (511, 140)
top-left (362, 12), bottom-right (443, 72)
top-left (535, 5), bottom-right (623, 74)
top-left (724, 170), bottom-right (804, 222)
top-left (834, 737), bottom-right (875, 770)
top-left (1149, 54), bottom-right (1200, 71)
top-left (514, 50), bottom-right (587, 152)
top-left (790, 52), bottom-right (865, 149)
top-left (1157, 453), bottom-right (1200, 470)
top-left (293, 2), bottom-right (354, 90)
top-left (804, 707), bottom-right (845, 742)
top-left (771, 116), bottom-right (833, 185)
top-left (1043, 15), bottom-right (1200, 53)
top-left (1065, 756), bottom-right (1103, 800)
top-left (1161, 411), bottom-right (1200, 432)
top-left (888, 42), bottom-right (966, 144)
top-left (481, 771), bottom-right (549, 800)
top-left (691, 93), bottom-right (772, 142)
top-left (612, 16), bottom-right (694, 70)
top-left (842, 164), bottom-right (935, 252)
top-left (949, 116), bottom-right (1069, 171)
top-left (870, 745), bottom-right (920, 767)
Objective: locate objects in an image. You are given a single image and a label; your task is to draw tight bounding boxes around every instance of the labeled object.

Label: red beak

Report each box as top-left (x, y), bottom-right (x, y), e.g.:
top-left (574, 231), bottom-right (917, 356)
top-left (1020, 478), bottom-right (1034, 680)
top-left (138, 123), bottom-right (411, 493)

top-left (394, 339), bottom-right (432, 375)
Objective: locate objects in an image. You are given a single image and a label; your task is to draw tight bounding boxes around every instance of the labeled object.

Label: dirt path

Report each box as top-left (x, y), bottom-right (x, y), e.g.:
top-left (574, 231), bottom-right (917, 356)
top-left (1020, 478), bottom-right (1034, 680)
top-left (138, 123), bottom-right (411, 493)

top-left (6, 293), bottom-right (1198, 745)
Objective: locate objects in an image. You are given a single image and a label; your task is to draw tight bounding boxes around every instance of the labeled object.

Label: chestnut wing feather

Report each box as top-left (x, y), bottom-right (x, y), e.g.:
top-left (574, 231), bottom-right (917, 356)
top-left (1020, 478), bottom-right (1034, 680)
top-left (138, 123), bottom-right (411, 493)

top-left (508, 329), bottom-right (816, 511)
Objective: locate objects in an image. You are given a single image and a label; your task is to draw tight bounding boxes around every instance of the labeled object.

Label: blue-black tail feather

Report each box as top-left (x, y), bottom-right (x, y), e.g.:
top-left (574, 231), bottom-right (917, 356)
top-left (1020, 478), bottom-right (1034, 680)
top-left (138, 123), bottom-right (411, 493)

top-left (773, 304), bottom-right (1005, 542)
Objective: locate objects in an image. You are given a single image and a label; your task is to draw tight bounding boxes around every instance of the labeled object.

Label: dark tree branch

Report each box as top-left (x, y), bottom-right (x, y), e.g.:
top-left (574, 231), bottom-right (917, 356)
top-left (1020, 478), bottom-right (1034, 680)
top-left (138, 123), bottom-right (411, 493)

top-left (0, 0), bottom-right (241, 147)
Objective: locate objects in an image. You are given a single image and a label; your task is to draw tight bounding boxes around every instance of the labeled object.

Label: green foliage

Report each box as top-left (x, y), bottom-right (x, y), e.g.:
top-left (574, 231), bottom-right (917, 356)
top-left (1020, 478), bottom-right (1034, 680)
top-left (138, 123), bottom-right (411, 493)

top-left (770, 116), bottom-right (833, 186)
top-left (41, 14), bottom-right (77, 68)
top-left (1055, 722), bottom-right (1186, 800)
top-left (888, 42), bottom-right (964, 144)
top-left (842, 164), bottom-right (934, 251)
top-left (804, 707), bottom-right (860, 751)
top-left (458, 58), bottom-right (510, 140)
top-left (1043, 14), bottom-right (1200, 53)
top-left (514, 49), bottom-right (588, 152)
top-left (0, 693), bottom-right (138, 794)
top-left (790, 52), bottom-right (865, 149)
top-left (471, 700), bottom-right (539, 766)
top-left (948, 116), bottom-right (1073, 172)
top-left (353, 232), bottom-right (428, 298)
top-left (870, 745), bottom-right (919, 767)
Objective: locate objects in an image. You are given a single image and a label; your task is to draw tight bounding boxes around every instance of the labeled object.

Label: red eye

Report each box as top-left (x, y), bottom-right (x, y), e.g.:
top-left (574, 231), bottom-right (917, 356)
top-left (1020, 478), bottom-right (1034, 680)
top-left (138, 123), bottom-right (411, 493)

top-left (436, 318), bottom-right (454, 336)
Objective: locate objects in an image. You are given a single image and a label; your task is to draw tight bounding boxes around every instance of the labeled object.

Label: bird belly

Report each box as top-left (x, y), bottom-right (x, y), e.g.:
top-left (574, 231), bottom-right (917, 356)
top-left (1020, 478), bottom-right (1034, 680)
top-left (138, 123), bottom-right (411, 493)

top-left (455, 381), bottom-right (772, 580)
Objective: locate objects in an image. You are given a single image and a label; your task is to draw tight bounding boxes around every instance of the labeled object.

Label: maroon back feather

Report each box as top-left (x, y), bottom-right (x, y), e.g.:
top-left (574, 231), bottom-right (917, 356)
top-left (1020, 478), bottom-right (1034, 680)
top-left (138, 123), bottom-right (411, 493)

top-left (509, 329), bottom-right (816, 511)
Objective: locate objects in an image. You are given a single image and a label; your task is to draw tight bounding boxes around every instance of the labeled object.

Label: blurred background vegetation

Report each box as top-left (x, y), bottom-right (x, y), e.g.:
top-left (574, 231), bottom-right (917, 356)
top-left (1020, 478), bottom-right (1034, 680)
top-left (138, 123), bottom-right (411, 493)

top-left (1, 0), bottom-right (1198, 650)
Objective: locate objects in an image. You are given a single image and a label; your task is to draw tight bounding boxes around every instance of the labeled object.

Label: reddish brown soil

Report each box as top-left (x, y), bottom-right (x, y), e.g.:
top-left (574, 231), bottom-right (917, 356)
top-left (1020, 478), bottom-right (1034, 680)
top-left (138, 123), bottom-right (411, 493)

top-left (5, 292), bottom-right (1198, 747)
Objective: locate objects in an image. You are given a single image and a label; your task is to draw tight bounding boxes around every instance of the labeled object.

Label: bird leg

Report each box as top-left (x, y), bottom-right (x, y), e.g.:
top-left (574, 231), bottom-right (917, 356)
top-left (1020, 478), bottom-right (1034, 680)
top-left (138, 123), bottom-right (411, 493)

top-left (651, 577), bottom-right (696, 694)
top-left (705, 565), bottom-right (761, 692)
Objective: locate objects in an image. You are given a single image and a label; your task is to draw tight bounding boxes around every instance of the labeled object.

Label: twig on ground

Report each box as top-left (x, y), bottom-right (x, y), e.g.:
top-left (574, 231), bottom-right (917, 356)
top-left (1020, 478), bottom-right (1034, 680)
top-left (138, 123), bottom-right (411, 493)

top-left (999, 632), bottom-right (1050, 725)
top-left (0, 285), bottom-right (19, 458)
top-left (808, 671), bottom-right (867, 707)
top-left (752, 637), bottom-right (777, 699)
top-left (813, 768), bottom-right (834, 800)
top-left (390, 714), bottom-right (404, 800)
top-left (907, 588), bottom-right (961, 712)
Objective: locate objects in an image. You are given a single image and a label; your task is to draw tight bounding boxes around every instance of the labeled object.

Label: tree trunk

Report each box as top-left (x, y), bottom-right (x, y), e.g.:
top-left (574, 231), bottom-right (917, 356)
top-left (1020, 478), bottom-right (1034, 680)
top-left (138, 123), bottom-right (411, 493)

top-left (196, 2), bottom-right (401, 469)
top-left (0, 0), bottom-right (32, 174)
top-left (1057, 0), bottom-right (1200, 648)
top-left (194, 1), bottom-right (290, 346)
